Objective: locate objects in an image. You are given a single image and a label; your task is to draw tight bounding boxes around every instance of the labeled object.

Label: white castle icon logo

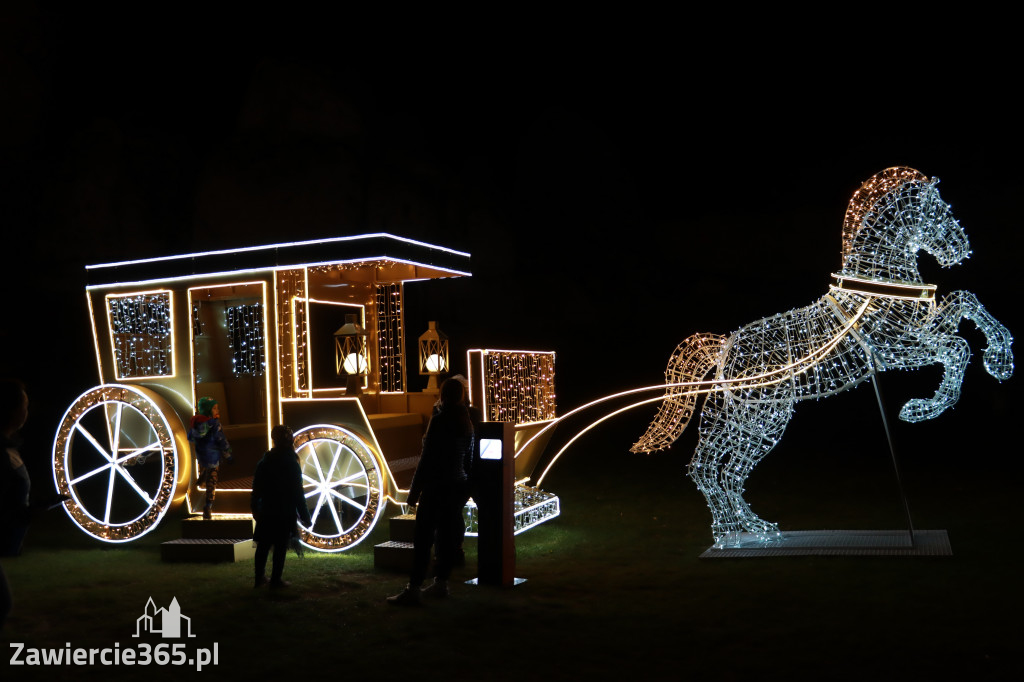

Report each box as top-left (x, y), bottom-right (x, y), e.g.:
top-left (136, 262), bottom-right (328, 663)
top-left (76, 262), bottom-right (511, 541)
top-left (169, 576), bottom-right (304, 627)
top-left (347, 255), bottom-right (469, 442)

top-left (133, 597), bottom-right (196, 638)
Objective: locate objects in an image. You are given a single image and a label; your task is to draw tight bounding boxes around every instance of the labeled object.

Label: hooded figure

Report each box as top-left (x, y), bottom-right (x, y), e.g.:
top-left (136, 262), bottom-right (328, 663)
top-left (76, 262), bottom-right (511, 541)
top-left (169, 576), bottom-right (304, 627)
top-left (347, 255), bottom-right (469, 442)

top-left (188, 397), bottom-right (232, 520)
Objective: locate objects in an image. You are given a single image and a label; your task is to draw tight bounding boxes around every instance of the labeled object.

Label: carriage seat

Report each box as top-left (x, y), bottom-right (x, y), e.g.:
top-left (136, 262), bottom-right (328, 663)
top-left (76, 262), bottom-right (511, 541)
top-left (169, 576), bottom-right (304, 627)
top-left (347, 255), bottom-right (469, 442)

top-left (194, 381), bottom-right (267, 440)
top-left (367, 412), bottom-right (425, 489)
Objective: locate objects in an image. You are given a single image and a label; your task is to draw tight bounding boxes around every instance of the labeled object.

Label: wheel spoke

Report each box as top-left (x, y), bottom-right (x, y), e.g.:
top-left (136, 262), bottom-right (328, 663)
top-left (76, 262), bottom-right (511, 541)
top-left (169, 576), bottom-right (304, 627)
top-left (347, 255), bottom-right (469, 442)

top-left (309, 490), bottom-right (328, 526)
top-left (103, 465), bottom-right (117, 524)
top-left (113, 463), bottom-right (155, 506)
top-left (111, 402), bottom-right (124, 458)
top-left (70, 462), bottom-right (113, 485)
top-left (312, 448), bottom-right (328, 482)
top-left (325, 491), bottom-right (344, 533)
top-left (327, 488), bottom-right (366, 512)
top-left (327, 470), bottom-right (367, 489)
top-left (115, 442), bottom-right (160, 465)
top-left (326, 441), bottom-right (343, 484)
top-left (75, 422), bottom-right (114, 461)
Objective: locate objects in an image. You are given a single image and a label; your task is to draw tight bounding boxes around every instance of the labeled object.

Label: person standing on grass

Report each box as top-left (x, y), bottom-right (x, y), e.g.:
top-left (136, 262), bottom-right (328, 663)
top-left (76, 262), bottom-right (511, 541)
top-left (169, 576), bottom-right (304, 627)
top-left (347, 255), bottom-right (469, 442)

top-left (388, 378), bottom-right (474, 606)
top-left (188, 397), bottom-right (232, 520)
top-left (0, 378), bottom-right (67, 629)
top-left (251, 425), bottom-right (312, 589)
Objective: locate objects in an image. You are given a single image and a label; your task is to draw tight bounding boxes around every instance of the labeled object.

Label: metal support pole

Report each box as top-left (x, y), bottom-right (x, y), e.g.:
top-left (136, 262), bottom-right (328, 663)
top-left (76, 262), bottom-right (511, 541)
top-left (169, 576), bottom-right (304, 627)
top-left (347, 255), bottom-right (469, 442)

top-left (870, 369), bottom-right (916, 547)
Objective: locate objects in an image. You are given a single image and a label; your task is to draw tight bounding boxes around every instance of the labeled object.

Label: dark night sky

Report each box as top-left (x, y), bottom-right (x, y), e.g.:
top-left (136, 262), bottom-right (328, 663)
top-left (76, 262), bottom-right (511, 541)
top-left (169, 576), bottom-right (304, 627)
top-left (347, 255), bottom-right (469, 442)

top-left (2, 8), bottom-right (1020, 463)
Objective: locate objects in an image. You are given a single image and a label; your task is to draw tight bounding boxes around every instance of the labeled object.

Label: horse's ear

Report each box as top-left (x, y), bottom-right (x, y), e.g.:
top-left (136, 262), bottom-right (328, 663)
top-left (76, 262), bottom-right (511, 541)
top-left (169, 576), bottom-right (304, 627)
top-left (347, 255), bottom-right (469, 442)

top-left (841, 167), bottom-right (929, 260)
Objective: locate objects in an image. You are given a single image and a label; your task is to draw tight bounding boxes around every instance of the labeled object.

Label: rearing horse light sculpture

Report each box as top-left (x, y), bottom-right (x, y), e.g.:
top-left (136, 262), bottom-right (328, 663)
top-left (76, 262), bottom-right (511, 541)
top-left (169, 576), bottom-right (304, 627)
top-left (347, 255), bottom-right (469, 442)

top-left (630, 167), bottom-right (1013, 545)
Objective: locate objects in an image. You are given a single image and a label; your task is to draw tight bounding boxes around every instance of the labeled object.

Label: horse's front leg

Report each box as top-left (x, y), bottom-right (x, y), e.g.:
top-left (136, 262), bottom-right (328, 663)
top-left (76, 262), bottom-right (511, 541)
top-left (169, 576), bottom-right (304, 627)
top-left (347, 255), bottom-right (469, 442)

top-left (898, 334), bottom-right (971, 422)
top-left (934, 290), bottom-right (1014, 381)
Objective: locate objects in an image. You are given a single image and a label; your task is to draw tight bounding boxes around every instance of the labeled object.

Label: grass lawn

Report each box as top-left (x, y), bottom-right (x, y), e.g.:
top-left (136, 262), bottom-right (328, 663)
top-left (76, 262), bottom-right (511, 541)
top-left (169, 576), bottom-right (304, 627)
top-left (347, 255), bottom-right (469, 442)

top-left (2, 407), bottom-right (1020, 681)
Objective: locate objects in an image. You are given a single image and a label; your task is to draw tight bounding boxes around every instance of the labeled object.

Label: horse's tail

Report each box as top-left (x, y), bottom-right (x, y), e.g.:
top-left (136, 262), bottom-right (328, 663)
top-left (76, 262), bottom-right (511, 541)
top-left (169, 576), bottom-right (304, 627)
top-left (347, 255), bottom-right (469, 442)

top-left (631, 332), bottom-right (725, 453)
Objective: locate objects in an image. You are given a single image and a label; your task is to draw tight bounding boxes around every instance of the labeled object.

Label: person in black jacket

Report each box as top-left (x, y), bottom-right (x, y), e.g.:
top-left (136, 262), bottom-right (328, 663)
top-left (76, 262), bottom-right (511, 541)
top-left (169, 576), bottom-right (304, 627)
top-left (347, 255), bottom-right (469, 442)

top-left (1, 379), bottom-right (66, 629)
top-left (251, 425), bottom-right (312, 589)
top-left (388, 378), bottom-right (474, 605)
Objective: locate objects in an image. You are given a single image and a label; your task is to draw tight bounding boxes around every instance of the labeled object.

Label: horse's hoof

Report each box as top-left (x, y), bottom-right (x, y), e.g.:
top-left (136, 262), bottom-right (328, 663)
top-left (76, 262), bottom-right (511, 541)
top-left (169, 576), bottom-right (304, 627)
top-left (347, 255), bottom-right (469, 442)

top-left (740, 517), bottom-right (779, 535)
top-left (899, 398), bottom-right (945, 423)
top-left (983, 348), bottom-right (1014, 381)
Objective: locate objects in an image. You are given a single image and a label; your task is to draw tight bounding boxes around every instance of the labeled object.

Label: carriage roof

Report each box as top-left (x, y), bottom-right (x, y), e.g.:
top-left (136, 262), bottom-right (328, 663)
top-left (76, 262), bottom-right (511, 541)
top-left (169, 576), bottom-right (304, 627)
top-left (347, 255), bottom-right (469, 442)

top-left (84, 232), bottom-right (472, 289)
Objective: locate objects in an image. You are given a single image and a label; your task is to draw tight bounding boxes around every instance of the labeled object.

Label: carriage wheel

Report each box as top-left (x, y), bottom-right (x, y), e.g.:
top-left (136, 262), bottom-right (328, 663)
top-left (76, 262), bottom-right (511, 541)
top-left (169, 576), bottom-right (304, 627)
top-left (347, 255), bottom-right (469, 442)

top-left (293, 424), bottom-right (384, 552)
top-left (53, 385), bottom-right (186, 543)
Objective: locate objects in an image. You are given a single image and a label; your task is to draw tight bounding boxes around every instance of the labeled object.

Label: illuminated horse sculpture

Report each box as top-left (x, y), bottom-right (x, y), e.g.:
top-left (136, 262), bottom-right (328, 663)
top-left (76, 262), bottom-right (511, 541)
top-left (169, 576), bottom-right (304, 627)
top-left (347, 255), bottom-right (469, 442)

top-left (630, 167), bottom-right (1013, 544)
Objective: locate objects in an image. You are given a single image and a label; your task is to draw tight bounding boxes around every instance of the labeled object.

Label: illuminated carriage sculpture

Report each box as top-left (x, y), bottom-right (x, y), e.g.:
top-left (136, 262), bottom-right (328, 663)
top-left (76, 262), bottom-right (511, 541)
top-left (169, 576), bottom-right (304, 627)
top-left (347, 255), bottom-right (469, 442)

top-left (52, 234), bottom-right (560, 550)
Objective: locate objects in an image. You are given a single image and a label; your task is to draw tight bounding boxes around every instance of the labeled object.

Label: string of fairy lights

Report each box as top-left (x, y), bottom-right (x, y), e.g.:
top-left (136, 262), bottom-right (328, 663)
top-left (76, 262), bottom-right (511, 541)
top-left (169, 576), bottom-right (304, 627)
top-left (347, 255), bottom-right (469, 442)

top-left (276, 269), bottom-right (306, 397)
top-left (632, 168), bottom-right (1014, 545)
top-left (226, 303), bottom-right (266, 377)
top-left (107, 293), bottom-right (173, 378)
top-left (482, 351), bottom-right (556, 424)
top-left (375, 283), bottom-right (404, 392)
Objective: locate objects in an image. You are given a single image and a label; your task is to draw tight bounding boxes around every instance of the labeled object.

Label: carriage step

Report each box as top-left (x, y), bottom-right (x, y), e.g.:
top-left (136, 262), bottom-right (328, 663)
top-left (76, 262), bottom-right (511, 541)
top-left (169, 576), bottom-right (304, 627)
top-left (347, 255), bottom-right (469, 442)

top-left (181, 517), bottom-right (255, 539)
top-left (373, 540), bottom-right (414, 572)
top-left (389, 514), bottom-right (416, 543)
top-left (188, 488), bottom-right (257, 516)
top-left (160, 538), bottom-right (256, 563)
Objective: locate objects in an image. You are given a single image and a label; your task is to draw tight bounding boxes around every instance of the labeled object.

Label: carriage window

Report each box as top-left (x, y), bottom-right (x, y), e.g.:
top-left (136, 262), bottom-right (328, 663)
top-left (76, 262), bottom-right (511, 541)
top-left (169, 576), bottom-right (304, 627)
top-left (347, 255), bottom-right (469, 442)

top-left (107, 292), bottom-right (174, 378)
top-left (306, 300), bottom-right (366, 391)
top-left (227, 303), bottom-right (266, 377)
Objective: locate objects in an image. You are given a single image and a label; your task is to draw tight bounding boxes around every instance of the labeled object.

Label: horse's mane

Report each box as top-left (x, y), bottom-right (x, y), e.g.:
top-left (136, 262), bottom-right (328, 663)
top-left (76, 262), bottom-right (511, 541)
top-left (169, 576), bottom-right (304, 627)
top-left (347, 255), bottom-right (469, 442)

top-left (841, 167), bottom-right (928, 260)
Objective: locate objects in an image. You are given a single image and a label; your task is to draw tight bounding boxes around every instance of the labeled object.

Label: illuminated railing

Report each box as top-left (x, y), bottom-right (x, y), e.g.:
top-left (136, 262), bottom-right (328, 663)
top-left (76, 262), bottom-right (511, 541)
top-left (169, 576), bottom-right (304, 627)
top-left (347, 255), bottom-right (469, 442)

top-left (462, 485), bottom-right (561, 537)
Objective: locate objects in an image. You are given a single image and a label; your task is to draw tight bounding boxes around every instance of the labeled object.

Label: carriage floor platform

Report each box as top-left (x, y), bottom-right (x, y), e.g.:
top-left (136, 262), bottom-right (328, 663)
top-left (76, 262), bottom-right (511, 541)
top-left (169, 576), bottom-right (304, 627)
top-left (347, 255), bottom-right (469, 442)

top-left (699, 529), bottom-right (951, 558)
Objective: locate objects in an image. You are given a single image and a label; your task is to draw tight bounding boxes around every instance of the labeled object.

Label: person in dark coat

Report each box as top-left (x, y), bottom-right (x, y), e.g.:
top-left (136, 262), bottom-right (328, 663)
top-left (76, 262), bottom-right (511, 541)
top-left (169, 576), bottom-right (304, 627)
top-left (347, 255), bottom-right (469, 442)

top-left (388, 378), bottom-right (474, 605)
top-left (435, 374), bottom-right (482, 567)
top-left (1, 379), bottom-right (66, 629)
top-left (0, 379), bottom-right (30, 629)
top-left (251, 425), bottom-right (312, 589)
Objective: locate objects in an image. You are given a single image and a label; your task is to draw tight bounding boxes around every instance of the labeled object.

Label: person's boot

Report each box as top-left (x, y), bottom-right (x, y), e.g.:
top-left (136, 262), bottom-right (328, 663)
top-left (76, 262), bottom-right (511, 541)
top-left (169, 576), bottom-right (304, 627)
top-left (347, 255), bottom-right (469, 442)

top-left (421, 578), bottom-right (449, 598)
top-left (386, 584), bottom-right (421, 606)
top-left (203, 505), bottom-right (212, 521)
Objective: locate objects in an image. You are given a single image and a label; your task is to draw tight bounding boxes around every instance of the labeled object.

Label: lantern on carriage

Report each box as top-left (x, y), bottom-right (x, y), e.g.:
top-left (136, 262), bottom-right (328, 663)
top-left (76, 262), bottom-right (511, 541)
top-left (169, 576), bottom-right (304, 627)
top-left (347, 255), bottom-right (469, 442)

top-left (418, 321), bottom-right (448, 391)
top-left (334, 313), bottom-right (368, 395)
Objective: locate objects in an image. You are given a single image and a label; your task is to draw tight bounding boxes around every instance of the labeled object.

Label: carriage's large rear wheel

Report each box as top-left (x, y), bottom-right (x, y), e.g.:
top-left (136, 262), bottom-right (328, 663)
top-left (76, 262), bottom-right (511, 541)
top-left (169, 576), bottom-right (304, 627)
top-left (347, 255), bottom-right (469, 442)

top-left (293, 425), bottom-right (384, 552)
top-left (53, 385), bottom-right (187, 542)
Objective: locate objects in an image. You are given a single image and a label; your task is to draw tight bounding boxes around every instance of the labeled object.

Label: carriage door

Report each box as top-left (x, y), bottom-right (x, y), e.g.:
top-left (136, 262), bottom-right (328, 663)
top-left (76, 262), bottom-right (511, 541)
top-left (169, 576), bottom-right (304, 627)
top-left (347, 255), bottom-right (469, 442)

top-left (189, 283), bottom-right (270, 482)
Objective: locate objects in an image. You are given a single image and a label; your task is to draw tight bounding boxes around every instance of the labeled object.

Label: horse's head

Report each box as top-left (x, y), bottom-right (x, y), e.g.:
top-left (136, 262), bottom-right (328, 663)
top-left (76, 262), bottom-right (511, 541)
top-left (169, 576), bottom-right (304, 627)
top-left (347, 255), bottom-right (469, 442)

top-left (841, 168), bottom-right (972, 282)
top-left (909, 178), bottom-right (971, 268)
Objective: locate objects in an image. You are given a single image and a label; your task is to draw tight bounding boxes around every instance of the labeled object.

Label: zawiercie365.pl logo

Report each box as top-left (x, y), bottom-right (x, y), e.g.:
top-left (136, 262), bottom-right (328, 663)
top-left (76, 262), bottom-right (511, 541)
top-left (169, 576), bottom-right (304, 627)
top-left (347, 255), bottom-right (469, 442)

top-left (10, 597), bottom-right (219, 671)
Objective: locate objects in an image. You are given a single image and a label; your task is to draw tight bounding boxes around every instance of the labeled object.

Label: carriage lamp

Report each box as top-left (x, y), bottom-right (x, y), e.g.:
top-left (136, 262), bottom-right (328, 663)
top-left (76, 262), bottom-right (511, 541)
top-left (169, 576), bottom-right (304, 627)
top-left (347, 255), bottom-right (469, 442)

top-left (334, 314), bottom-right (368, 395)
top-left (418, 321), bottom-right (448, 391)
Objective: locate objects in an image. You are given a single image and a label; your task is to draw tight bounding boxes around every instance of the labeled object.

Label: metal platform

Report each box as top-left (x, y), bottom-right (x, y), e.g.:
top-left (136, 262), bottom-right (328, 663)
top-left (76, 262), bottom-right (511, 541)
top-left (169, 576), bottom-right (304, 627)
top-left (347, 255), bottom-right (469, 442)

top-left (373, 540), bottom-right (414, 572)
top-left (699, 529), bottom-right (952, 558)
top-left (160, 537), bottom-right (257, 563)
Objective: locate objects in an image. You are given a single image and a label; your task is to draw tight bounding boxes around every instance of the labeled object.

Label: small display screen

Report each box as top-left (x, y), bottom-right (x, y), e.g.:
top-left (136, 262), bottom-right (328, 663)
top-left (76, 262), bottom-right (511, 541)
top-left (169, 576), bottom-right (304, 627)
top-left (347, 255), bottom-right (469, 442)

top-left (480, 438), bottom-right (502, 460)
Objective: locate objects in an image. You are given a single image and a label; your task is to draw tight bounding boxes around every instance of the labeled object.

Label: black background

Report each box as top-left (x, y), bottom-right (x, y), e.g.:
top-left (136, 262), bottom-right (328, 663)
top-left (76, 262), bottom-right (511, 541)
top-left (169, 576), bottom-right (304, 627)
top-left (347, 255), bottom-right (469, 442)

top-left (2, 7), bottom-right (1020, 484)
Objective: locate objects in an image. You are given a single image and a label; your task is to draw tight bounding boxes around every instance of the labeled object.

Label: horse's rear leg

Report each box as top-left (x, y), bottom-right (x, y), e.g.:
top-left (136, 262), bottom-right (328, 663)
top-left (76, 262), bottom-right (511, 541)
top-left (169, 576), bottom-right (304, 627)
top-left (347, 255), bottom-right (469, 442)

top-left (688, 396), bottom-right (741, 541)
top-left (688, 396), bottom-right (792, 542)
top-left (722, 401), bottom-right (793, 537)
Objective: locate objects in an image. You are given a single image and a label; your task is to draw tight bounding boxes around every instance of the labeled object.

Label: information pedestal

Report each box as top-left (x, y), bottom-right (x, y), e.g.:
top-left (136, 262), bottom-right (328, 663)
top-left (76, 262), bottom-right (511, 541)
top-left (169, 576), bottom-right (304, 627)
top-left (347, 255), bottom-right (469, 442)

top-left (472, 422), bottom-right (518, 586)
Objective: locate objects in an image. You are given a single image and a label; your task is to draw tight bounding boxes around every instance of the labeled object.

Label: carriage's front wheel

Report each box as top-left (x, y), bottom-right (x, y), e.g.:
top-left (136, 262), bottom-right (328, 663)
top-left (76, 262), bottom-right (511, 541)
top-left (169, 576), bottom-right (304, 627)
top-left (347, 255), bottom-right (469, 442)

top-left (293, 425), bottom-right (384, 552)
top-left (53, 385), bottom-right (187, 542)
